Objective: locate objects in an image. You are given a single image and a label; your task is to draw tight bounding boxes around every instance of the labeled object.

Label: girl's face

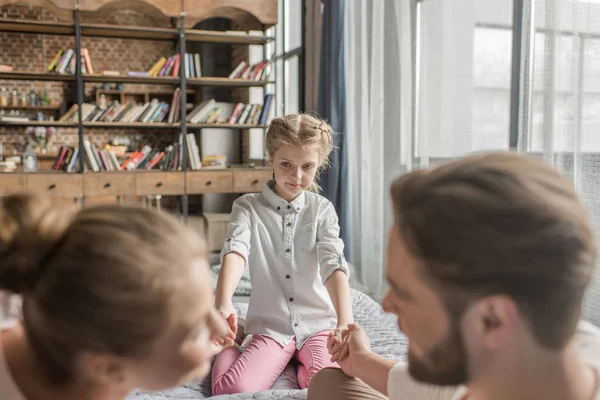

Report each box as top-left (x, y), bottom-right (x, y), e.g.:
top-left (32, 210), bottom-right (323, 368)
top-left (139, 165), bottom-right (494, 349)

top-left (123, 258), bottom-right (227, 391)
top-left (271, 143), bottom-right (320, 202)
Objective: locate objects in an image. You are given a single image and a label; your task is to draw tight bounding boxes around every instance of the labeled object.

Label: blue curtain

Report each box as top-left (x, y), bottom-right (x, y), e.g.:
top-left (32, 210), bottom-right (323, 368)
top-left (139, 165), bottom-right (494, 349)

top-left (317, 0), bottom-right (349, 259)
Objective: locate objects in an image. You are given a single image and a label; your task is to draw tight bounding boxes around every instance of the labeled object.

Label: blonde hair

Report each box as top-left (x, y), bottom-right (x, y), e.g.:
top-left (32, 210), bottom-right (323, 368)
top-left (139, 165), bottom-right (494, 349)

top-left (265, 113), bottom-right (335, 192)
top-left (0, 194), bottom-right (208, 385)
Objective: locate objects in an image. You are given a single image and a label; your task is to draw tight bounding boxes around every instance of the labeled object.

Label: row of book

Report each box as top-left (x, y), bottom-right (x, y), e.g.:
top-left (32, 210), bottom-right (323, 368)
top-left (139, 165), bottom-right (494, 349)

top-left (47, 48), bottom-right (95, 74)
top-left (58, 99), bottom-right (172, 124)
top-left (187, 94), bottom-right (273, 125)
top-left (138, 53), bottom-right (202, 78)
top-left (51, 133), bottom-right (203, 172)
top-left (228, 61), bottom-right (270, 80)
top-left (52, 94), bottom-right (273, 125)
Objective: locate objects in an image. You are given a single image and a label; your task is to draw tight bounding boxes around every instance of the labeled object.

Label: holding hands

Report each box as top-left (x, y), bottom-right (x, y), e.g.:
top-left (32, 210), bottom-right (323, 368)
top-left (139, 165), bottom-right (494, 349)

top-left (212, 300), bottom-right (238, 351)
top-left (327, 323), bottom-right (372, 378)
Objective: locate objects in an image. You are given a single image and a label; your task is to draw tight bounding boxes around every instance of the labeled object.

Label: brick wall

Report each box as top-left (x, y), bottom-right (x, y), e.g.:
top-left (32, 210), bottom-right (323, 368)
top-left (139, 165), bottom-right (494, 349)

top-left (0, 4), bottom-right (176, 154)
top-left (0, 4), bottom-right (260, 165)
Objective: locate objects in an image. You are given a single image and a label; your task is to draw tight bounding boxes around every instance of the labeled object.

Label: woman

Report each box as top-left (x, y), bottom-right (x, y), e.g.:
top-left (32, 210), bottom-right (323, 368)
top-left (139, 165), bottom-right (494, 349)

top-left (0, 194), bottom-right (229, 399)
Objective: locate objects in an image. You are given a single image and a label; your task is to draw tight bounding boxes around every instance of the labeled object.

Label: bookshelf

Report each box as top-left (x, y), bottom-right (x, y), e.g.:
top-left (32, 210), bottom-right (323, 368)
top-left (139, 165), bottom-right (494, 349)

top-left (0, 2), bottom-right (276, 218)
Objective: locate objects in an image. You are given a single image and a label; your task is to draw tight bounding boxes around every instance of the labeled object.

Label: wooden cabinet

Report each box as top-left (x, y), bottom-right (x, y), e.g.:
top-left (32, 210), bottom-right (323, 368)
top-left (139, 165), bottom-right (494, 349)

top-left (26, 174), bottom-right (83, 198)
top-left (233, 169), bottom-right (271, 193)
top-left (0, 174), bottom-right (26, 195)
top-left (135, 172), bottom-right (184, 196)
top-left (83, 173), bottom-right (137, 197)
top-left (186, 171), bottom-right (232, 194)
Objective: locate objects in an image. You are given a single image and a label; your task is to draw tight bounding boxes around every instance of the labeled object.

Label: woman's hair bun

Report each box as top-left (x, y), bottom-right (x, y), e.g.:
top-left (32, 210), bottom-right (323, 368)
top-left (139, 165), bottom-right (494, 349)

top-left (0, 194), bottom-right (74, 294)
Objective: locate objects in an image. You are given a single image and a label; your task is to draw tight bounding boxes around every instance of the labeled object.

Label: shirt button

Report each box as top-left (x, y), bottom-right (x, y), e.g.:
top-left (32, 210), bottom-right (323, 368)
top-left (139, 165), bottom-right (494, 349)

top-left (294, 323), bottom-right (298, 327)
top-left (277, 206), bottom-right (281, 211)
top-left (227, 238), bottom-right (231, 242)
top-left (289, 297), bottom-right (294, 302)
top-left (285, 248), bottom-right (291, 253)
top-left (287, 205), bottom-right (291, 209)
top-left (287, 223), bottom-right (292, 227)
top-left (286, 274), bottom-right (290, 279)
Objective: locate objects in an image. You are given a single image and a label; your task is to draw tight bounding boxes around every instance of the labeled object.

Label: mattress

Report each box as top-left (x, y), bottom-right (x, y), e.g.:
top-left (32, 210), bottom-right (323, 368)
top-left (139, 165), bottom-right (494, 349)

top-left (128, 289), bottom-right (407, 399)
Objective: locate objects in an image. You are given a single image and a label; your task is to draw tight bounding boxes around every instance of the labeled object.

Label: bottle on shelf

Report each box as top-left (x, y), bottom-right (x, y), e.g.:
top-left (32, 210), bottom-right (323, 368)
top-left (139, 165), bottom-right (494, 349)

top-left (11, 90), bottom-right (18, 107)
top-left (29, 89), bottom-right (36, 107)
top-left (23, 143), bottom-right (37, 173)
top-left (0, 87), bottom-right (7, 107)
top-left (19, 91), bottom-right (27, 107)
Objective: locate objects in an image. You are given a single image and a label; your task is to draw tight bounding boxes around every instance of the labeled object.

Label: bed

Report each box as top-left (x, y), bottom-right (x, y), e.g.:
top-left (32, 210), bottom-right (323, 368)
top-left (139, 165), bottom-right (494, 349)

top-left (128, 288), bottom-right (408, 400)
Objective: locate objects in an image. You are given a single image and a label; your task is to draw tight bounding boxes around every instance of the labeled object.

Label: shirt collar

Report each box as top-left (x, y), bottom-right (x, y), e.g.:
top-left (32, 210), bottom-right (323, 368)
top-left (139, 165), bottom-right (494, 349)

top-left (262, 180), bottom-right (306, 213)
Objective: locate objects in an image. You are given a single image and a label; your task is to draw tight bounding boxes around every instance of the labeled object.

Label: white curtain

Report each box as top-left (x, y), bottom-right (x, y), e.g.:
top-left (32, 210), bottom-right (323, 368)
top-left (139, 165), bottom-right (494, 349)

top-left (518, 0), bottom-right (600, 325)
top-left (345, 0), bottom-right (414, 297)
top-left (345, 0), bottom-right (513, 297)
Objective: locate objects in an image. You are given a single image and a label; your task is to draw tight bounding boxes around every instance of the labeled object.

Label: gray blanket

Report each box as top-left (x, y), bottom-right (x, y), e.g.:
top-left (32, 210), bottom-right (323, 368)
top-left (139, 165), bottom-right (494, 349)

top-left (128, 289), bottom-right (407, 399)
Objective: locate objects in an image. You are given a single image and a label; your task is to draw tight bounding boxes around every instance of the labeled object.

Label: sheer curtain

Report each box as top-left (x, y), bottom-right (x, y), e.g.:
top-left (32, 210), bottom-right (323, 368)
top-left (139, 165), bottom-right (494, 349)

top-left (344, 0), bottom-right (414, 297)
top-left (345, 0), bottom-right (513, 297)
top-left (518, 0), bottom-right (600, 325)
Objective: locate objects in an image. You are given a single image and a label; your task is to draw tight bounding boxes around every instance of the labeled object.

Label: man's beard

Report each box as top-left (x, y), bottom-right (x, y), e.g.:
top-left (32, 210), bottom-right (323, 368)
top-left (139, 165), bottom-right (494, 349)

top-left (407, 321), bottom-right (469, 386)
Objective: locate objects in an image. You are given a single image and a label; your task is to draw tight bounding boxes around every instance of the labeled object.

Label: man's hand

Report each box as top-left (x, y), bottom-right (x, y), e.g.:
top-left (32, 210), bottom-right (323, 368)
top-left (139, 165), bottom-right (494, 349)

top-left (327, 323), bottom-right (372, 378)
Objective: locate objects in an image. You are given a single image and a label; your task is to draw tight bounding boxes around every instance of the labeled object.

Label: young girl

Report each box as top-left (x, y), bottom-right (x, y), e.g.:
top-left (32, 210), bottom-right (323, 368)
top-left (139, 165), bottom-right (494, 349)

top-left (212, 113), bottom-right (353, 395)
top-left (0, 194), bottom-right (229, 400)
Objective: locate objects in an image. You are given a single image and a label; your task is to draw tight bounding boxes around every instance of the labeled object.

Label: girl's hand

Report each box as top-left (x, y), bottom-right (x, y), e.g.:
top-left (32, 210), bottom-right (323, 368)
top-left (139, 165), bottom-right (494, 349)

top-left (328, 326), bottom-right (351, 362)
top-left (215, 300), bottom-right (238, 342)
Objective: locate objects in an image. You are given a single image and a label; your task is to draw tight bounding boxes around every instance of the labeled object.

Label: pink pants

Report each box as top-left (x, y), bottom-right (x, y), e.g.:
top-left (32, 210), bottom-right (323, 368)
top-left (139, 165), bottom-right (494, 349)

top-left (211, 330), bottom-right (339, 395)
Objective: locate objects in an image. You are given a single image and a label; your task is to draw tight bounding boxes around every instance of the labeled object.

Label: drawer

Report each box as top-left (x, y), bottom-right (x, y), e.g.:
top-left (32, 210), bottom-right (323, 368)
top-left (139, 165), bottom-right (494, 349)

top-left (136, 172), bottom-right (184, 196)
top-left (0, 174), bottom-right (27, 195)
top-left (186, 171), bottom-right (232, 194)
top-left (233, 170), bottom-right (271, 193)
top-left (26, 174), bottom-right (83, 198)
top-left (84, 173), bottom-right (137, 197)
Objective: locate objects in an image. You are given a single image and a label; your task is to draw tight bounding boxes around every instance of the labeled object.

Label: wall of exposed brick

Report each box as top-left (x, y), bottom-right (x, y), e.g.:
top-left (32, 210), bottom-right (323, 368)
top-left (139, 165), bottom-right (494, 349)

top-left (0, 4), bottom-right (185, 155)
top-left (0, 3), bottom-right (264, 169)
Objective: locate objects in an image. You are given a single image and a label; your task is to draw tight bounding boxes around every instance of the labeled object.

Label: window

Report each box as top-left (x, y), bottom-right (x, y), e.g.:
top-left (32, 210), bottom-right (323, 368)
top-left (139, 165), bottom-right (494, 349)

top-left (266, 0), bottom-right (303, 116)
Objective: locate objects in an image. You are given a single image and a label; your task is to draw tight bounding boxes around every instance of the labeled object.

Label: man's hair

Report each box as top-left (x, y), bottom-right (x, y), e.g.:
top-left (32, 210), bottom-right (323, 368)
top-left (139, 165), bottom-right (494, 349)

top-left (390, 152), bottom-right (596, 349)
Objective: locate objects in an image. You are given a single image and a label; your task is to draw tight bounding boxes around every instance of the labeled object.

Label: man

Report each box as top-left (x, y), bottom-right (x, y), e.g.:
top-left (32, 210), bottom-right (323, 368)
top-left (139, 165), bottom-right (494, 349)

top-left (308, 152), bottom-right (600, 400)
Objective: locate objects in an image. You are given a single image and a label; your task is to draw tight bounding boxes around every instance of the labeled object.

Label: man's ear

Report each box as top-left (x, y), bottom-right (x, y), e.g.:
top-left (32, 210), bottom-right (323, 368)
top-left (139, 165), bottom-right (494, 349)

top-left (469, 295), bottom-right (519, 351)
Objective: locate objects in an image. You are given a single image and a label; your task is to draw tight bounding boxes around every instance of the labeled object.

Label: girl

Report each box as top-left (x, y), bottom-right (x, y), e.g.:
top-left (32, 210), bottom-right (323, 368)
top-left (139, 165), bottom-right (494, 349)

top-left (212, 113), bottom-right (353, 395)
top-left (0, 194), bottom-right (230, 400)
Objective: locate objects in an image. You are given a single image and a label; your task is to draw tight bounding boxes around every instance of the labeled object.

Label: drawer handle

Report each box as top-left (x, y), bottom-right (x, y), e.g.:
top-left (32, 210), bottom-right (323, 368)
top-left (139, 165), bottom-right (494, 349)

top-left (156, 182), bottom-right (163, 188)
top-left (104, 183), bottom-right (111, 188)
top-left (48, 184), bottom-right (56, 190)
top-left (206, 180), bottom-right (212, 186)
top-left (252, 179), bottom-right (259, 185)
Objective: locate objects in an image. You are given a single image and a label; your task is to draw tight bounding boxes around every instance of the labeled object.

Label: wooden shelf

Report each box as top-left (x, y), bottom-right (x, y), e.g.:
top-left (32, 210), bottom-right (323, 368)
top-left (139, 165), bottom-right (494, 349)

top-left (187, 123), bottom-right (266, 129)
top-left (0, 105), bottom-right (61, 111)
top-left (0, 19), bottom-right (270, 45)
top-left (185, 29), bottom-right (271, 45)
top-left (0, 71), bottom-right (75, 82)
top-left (84, 122), bottom-right (178, 129)
top-left (80, 23), bottom-right (177, 41)
top-left (187, 77), bottom-right (272, 87)
top-left (0, 19), bottom-right (74, 36)
top-left (0, 121), bottom-right (266, 129)
top-left (0, 71), bottom-right (272, 87)
top-left (0, 120), bottom-right (76, 128)
top-left (83, 74), bottom-right (179, 85)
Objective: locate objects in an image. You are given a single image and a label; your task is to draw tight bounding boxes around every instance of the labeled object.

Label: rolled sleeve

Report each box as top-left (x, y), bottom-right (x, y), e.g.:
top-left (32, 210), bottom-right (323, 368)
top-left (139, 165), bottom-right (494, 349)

top-left (220, 198), bottom-right (252, 265)
top-left (316, 200), bottom-right (349, 283)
